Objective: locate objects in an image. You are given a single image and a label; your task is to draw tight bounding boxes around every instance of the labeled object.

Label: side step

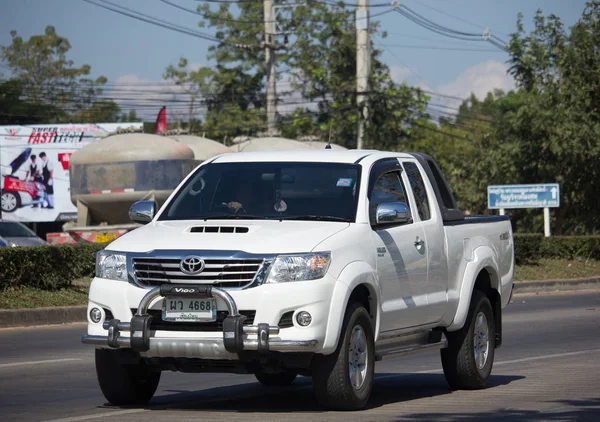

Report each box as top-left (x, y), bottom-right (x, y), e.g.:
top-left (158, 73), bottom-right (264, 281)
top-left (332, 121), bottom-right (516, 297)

top-left (375, 330), bottom-right (447, 361)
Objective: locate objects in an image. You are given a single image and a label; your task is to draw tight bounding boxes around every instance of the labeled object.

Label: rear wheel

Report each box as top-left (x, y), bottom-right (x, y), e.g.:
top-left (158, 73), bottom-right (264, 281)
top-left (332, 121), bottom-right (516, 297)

top-left (95, 349), bottom-right (161, 406)
top-left (255, 370), bottom-right (297, 386)
top-left (1, 191), bottom-right (20, 213)
top-left (441, 290), bottom-right (495, 390)
top-left (312, 302), bottom-right (375, 410)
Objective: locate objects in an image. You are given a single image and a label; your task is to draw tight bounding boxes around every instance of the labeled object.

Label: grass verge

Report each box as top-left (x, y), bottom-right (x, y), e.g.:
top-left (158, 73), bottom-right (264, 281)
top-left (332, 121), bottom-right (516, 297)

top-left (1, 260), bottom-right (600, 309)
top-left (0, 278), bottom-right (91, 309)
top-left (514, 258), bottom-right (600, 281)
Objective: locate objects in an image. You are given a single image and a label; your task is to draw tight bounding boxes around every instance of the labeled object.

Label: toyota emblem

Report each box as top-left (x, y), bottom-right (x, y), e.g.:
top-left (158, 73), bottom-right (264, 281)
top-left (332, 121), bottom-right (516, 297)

top-left (180, 256), bottom-right (205, 275)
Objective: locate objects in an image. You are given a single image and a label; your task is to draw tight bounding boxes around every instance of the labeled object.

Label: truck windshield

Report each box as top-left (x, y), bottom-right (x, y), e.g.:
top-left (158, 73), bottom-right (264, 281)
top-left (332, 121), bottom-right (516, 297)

top-left (159, 162), bottom-right (361, 222)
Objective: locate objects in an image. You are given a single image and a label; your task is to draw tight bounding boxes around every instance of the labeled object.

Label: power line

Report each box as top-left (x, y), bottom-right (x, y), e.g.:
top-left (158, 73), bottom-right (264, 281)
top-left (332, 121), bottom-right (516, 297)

top-left (81, 0), bottom-right (262, 47)
top-left (411, 0), bottom-right (509, 37)
top-left (379, 43), bottom-right (502, 52)
top-left (393, 5), bottom-right (508, 51)
top-left (160, 0), bottom-right (267, 25)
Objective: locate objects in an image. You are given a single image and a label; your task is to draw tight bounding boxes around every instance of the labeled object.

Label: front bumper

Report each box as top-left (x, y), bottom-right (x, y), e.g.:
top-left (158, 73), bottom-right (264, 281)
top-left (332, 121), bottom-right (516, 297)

top-left (81, 284), bottom-right (319, 357)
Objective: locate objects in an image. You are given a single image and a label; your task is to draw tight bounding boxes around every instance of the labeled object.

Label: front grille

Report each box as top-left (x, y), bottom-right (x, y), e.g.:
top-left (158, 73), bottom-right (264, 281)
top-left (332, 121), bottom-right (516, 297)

top-left (132, 257), bottom-right (263, 288)
top-left (131, 308), bottom-right (256, 332)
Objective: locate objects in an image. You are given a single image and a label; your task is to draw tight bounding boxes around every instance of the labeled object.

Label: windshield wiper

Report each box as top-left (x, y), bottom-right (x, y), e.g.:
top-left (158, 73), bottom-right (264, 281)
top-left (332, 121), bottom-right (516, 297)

top-left (277, 215), bottom-right (351, 222)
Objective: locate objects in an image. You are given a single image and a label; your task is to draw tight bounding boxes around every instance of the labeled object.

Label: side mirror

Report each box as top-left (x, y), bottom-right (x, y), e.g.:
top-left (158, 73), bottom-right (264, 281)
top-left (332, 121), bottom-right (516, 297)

top-left (376, 202), bottom-right (411, 225)
top-left (129, 200), bottom-right (157, 225)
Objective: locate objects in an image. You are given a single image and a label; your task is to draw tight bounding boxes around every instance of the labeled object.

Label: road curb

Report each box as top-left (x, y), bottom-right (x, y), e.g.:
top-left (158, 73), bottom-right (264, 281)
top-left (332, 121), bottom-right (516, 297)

top-left (0, 306), bottom-right (87, 328)
top-left (0, 277), bottom-right (599, 328)
top-left (513, 276), bottom-right (600, 294)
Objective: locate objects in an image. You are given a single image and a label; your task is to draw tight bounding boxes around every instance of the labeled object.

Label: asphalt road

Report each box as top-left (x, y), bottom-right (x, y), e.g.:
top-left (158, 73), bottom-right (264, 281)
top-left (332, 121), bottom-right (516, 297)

top-left (1, 291), bottom-right (599, 422)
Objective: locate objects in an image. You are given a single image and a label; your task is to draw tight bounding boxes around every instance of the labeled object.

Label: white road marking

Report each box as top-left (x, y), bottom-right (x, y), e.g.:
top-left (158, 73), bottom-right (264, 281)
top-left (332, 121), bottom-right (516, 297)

top-left (0, 358), bottom-right (82, 368)
top-left (377, 348), bottom-right (600, 380)
top-left (44, 409), bottom-right (148, 422)
top-left (42, 348), bottom-right (600, 421)
top-left (494, 348), bottom-right (600, 366)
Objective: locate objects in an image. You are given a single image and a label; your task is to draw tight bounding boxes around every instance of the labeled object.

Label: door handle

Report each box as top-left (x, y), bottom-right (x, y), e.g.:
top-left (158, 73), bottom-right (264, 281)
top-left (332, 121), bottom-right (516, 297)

top-left (414, 237), bottom-right (425, 247)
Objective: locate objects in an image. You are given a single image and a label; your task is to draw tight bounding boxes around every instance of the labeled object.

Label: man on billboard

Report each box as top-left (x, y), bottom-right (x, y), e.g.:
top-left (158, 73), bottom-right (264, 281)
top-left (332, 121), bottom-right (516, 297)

top-left (39, 152), bottom-right (54, 209)
top-left (25, 155), bottom-right (41, 182)
top-left (25, 154), bottom-right (46, 208)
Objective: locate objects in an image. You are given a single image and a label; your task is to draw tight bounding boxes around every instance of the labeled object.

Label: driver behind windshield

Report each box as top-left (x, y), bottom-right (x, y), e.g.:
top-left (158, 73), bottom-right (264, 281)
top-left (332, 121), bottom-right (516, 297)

top-left (223, 175), bottom-right (275, 215)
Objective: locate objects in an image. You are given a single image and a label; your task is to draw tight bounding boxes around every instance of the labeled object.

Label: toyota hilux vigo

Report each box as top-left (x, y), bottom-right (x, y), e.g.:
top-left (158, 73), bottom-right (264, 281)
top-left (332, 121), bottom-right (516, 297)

top-left (82, 150), bottom-right (514, 410)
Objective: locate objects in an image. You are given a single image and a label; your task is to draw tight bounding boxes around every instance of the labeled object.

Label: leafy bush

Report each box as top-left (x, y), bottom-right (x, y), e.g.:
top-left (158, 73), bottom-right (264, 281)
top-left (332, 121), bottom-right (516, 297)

top-left (514, 234), bottom-right (543, 264)
top-left (539, 236), bottom-right (600, 260)
top-left (0, 243), bottom-right (106, 290)
top-left (515, 234), bottom-right (600, 264)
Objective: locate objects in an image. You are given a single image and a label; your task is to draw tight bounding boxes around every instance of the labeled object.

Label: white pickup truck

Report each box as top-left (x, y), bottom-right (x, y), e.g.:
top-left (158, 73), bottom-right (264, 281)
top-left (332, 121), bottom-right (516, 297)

top-left (82, 150), bottom-right (514, 410)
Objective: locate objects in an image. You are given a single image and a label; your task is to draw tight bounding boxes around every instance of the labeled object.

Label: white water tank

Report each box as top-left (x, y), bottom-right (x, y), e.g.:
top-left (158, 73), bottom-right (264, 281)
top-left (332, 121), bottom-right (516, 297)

top-left (234, 137), bottom-right (314, 152)
top-left (169, 135), bottom-right (233, 161)
top-left (70, 134), bottom-right (195, 225)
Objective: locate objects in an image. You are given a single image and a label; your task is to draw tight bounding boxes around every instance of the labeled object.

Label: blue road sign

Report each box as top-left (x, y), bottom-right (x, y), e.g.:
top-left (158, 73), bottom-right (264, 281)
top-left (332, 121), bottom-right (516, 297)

top-left (488, 184), bottom-right (560, 209)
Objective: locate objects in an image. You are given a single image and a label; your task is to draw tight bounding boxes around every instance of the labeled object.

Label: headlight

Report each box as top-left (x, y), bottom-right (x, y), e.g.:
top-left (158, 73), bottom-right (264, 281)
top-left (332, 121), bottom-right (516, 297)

top-left (266, 252), bottom-right (331, 283)
top-left (96, 251), bottom-right (127, 281)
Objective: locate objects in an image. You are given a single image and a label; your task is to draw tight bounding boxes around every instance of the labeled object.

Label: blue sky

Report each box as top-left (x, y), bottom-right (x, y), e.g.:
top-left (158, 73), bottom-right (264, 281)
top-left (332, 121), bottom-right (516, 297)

top-left (0, 0), bottom-right (588, 117)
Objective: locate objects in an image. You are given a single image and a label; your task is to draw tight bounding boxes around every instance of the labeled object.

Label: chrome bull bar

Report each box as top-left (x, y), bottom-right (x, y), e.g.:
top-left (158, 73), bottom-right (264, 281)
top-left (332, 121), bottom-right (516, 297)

top-left (81, 285), bottom-right (319, 355)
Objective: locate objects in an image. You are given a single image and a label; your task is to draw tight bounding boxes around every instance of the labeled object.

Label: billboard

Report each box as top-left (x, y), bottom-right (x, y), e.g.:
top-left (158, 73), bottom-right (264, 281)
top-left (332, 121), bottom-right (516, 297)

top-left (0, 123), bottom-right (143, 222)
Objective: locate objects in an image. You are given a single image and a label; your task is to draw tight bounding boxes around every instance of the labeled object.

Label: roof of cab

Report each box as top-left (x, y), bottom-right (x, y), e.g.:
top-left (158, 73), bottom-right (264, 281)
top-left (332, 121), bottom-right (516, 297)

top-left (211, 149), bottom-right (413, 164)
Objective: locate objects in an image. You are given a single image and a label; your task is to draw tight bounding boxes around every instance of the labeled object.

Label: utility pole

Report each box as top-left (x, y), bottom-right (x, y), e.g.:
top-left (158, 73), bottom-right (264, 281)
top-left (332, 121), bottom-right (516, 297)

top-left (264, 0), bottom-right (277, 135)
top-left (356, 0), bottom-right (370, 149)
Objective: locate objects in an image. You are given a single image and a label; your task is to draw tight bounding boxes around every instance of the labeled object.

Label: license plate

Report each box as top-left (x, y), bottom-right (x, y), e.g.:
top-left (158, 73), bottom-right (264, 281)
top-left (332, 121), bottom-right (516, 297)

top-left (95, 233), bottom-right (117, 243)
top-left (162, 298), bottom-right (217, 322)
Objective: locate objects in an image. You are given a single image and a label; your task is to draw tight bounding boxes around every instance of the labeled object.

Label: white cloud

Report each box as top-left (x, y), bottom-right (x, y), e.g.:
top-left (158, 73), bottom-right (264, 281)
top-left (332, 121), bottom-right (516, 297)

top-left (390, 65), bottom-right (419, 84)
top-left (434, 60), bottom-right (515, 109)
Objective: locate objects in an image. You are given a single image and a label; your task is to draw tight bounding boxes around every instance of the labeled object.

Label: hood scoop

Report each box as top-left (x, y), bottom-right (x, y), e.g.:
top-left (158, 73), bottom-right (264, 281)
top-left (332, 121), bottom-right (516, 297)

top-left (190, 226), bottom-right (249, 234)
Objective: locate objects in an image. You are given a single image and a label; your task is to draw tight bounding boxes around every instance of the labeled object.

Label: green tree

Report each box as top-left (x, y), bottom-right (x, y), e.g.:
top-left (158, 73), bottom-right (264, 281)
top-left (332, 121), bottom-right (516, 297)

top-left (0, 79), bottom-right (65, 124)
top-left (168, 1), bottom-right (426, 145)
top-left (127, 110), bottom-right (139, 122)
top-left (416, 2), bottom-right (600, 234)
top-left (164, 57), bottom-right (214, 133)
top-left (1, 25), bottom-right (107, 119)
top-left (503, 2), bottom-right (600, 234)
top-left (70, 99), bottom-right (122, 123)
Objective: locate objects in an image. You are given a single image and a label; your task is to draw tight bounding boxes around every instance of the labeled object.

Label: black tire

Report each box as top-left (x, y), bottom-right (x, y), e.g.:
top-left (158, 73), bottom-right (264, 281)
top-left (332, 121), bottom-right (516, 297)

top-left (441, 290), bottom-right (496, 390)
top-left (255, 370), bottom-right (297, 386)
top-left (312, 302), bottom-right (375, 410)
top-left (95, 349), bottom-right (161, 406)
top-left (1, 191), bottom-right (20, 213)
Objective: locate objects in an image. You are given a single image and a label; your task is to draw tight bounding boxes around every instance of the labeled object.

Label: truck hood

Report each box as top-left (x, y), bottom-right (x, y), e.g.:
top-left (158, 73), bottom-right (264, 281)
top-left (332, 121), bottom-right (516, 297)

top-left (107, 220), bottom-right (350, 254)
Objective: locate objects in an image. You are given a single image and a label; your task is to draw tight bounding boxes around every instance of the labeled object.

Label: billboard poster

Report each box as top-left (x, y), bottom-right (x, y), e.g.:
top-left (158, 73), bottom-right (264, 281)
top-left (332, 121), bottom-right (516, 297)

top-left (0, 123), bottom-right (143, 223)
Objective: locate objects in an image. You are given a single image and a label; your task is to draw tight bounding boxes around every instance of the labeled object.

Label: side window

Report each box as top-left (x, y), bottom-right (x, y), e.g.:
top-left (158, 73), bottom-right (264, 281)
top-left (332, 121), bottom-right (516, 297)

top-left (369, 171), bottom-right (411, 224)
top-left (403, 162), bottom-right (431, 221)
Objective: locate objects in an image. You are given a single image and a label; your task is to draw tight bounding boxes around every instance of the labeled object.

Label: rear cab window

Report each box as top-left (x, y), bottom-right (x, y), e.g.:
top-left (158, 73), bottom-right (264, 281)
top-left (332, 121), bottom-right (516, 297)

top-left (402, 162), bottom-right (431, 221)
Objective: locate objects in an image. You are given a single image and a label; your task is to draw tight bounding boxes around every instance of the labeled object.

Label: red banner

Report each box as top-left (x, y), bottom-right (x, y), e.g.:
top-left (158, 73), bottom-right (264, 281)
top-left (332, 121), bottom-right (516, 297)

top-left (155, 106), bottom-right (167, 135)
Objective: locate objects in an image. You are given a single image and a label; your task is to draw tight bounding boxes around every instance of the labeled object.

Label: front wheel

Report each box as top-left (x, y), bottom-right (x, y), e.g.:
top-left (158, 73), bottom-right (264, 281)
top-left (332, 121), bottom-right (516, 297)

top-left (441, 290), bottom-right (496, 390)
top-left (312, 302), bottom-right (375, 410)
top-left (95, 349), bottom-right (161, 406)
top-left (1, 191), bottom-right (20, 213)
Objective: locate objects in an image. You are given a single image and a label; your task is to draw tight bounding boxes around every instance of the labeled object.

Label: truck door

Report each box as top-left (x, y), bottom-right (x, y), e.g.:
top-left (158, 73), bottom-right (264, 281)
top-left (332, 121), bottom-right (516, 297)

top-left (368, 161), bottom-right (429, 332)
top-left (401, 160), bottom-right (449, 323)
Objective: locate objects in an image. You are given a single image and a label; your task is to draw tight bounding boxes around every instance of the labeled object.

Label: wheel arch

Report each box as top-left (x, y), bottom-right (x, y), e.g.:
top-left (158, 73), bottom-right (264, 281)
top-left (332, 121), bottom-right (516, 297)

top-left (321, 261), bottom-right (380, 355)
top-left (447, 246), bottom-right (501, 333)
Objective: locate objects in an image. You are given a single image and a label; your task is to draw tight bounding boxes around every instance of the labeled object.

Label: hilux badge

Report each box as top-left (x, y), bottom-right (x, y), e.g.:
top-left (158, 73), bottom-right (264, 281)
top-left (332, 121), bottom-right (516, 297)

top-left (180, 256), bottom-right (205, 275)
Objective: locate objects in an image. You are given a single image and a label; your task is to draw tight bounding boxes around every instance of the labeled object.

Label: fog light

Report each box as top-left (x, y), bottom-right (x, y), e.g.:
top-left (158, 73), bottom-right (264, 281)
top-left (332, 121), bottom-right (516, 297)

top-left (90, 307), bottom-right (102, 324)
top-left (296, 311), bottom-right (312, 327)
